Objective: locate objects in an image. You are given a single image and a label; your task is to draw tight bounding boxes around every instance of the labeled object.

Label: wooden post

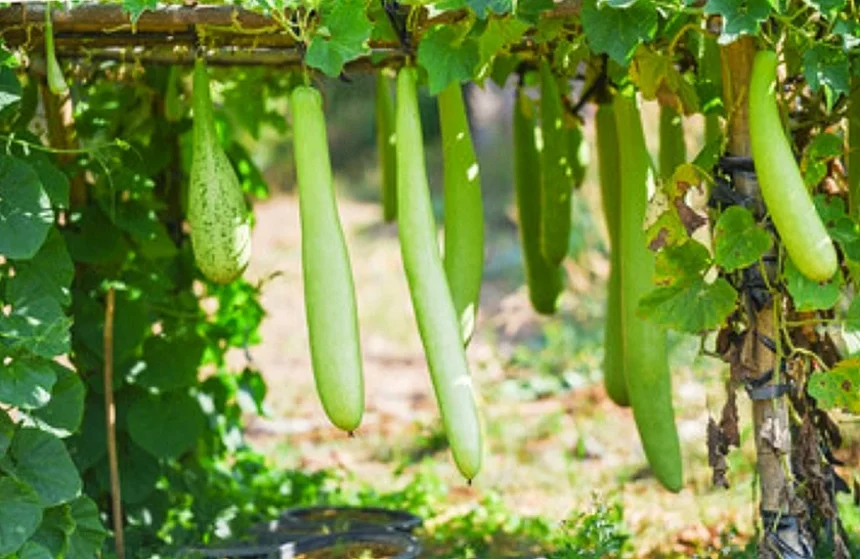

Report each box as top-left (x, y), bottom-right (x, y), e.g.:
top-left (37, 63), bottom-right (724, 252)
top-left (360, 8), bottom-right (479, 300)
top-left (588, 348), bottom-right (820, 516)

top-left (719, 36), bottom-right (809, 558)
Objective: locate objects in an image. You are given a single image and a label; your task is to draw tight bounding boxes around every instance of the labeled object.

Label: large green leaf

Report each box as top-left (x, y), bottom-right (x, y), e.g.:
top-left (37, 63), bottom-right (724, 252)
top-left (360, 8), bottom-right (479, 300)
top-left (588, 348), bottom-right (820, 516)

top-left (9, 428), bottom-right (82, 506)
top-left (0, 66), bottom-right (22, 114)
top-left (135, 332), bottom-right (205, 391)
top-left (32, 364), bottom-right (85, 437)
top-left (16, 541), bottom-right (53, 559)
top-left (704, 0), bottom-right (771, 45)
top-left (31, 504), bottom-right (74, 558)
top-left (305, 0), bottom-right (372, 77)
top-left (0, 477), bottom-right (43, 555)
top-left (0, 356), bottom-right (56, 409)
top-left (2, 295), bottom-right (72, 359)
top-left (713, 206), bottom-right (772, 272)
top-left (127, 392), bottom-right (204, 459)
top-left (417, 22), bottom-right (481, 95)
top-left (581, 0), bottom-right (658, 65)
top-left (638, 277), bottom-right (738, 333)
top-left (7, 228), bottom-right (74, 307)
top-left (783, 258), bottom-right (842, 311)
top-left (803, 44), bottom-right (851, 111)
top-left (808, 359), bottom-right (860, 413)
top-left (95, 441), bottom-right (160, 505)
top-left (0, 155), bottom-right (54, 260)
top-left (65, 497), bottom-right (106, 559)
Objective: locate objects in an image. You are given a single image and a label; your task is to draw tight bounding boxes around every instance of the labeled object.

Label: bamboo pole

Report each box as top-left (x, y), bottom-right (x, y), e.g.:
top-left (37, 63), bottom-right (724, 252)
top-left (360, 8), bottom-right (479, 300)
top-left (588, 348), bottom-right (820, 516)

top-left (0, 1), bottom-right (581, 68)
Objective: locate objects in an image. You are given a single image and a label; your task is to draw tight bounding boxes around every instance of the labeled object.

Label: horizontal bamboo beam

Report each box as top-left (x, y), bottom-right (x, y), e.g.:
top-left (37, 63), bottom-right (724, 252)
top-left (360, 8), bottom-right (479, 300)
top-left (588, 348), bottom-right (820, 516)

top-left (0, 1), bottom-right (580, 68)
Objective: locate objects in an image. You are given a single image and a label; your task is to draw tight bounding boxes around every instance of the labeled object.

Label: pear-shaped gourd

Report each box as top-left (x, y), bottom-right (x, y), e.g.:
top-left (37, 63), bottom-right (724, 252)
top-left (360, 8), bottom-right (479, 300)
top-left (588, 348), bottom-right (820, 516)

top-left (188, 59), bottom-right (251, 284)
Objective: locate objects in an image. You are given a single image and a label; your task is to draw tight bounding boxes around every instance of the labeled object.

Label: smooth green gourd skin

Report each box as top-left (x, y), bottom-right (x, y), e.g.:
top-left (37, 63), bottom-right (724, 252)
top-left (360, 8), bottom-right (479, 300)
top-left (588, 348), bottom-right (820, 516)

top-left (538, 61), bottom-right (572, 266)
top-left (189, 60), bottom-right (251, 284)
top-left (749, 51), bottom-right (837, 282)
top-left (700, 37), bottom-right (722, 145)
top-left (658, 105), bottom-right (686, 181)
top-left (568, 123), bottom-right (589, 190)
top-left (615, 93), bottom-right (682, 492)
top-left (44, 7), bottom-right (68, 95)
top-left (439, 82), bottom-right (485, 345)
top-left (849, 78), bottom-right (860, 220)
top-left (514, 89), bottom-right (563, 315)
top-left (396, 68), bottom-right (483, 481)
top-left (595, 102), bottom-right (629, 408)
top-left (376, 73), bottom-right (397, 223)
top-left (164, 66), bottom-right (182, 123)
top-left (291, 85), bottom-right (365, 433)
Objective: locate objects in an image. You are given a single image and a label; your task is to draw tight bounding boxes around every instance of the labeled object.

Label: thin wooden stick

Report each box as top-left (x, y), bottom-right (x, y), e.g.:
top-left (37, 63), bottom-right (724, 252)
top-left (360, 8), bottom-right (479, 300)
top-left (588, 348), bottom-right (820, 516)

top-left (103, 287), bottom-right (125, 559)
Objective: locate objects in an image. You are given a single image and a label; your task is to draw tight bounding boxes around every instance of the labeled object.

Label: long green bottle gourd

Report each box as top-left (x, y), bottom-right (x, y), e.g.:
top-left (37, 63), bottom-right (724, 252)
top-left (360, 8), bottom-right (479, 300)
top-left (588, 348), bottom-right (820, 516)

top-left (291, 85), bottom-right (365, 433)
top-left (749, 51), bottom-right (838, 282)
top-left (396, 68), bottom-right (483, 481)
top-left (700, 36), bottom-right (722, 145)
top-left (849, 78), bottom-right (860, 220)
top-left (164, 66), bottom-right (182, 123)
top-left (514, 88), bottom-right (563, 315)
top-left (615, 93), bottom-right (682, 492)
top-left (595, 101), bottom-right (629, 407)
top-left (567, 121), bottom-right (589, 190)
top-left (44, 5), bottom-right (68, 96)
top-left (538, 61), bottom-right (572, 266)
top-left (439, 82), bottom-right (485, 345)
top-left (658, 105), bottom-right (686, 181)
top-left (376, 72), bottom-right (397, 222)
top-left (189, 59), bottom-right (252, 284)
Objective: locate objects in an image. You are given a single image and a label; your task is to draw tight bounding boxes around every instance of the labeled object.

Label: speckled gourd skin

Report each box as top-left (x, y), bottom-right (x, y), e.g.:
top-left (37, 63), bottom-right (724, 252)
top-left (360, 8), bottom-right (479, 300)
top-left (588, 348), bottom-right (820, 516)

top-left (189, 59), bottom-right (251, 284)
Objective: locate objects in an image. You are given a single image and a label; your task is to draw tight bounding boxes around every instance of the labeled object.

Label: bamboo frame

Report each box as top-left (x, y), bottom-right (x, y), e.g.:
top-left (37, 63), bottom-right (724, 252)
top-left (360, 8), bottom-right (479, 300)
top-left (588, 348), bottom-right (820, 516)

top-left (0, 1), bottom-right (581, 68)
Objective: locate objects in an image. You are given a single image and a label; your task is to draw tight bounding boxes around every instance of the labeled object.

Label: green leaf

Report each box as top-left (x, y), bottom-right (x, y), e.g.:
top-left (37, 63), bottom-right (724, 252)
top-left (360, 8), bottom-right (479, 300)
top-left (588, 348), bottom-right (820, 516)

top-left (516, 0), bottom-right (553, 24)
top-left (808, 358), bottom-right (860, 413)
top-left (0, 477), bottom-right (43, 555)
top-left (581, 0), bottom-right (658, 65)
top-left (0, 155), bottom-right (54, 260)
top-left (121, 0), bottom-right (157, 23)
top-left (805, 0), bottom-right (846, 17)
top-left (0, 410), bottom-right (14, 458)
top-left (113, 203), bottom-right (178, 261)
top-left (477, 18), bottom-right (530, 77)
top-left (468, 0), bottom-right (512, 17)
top-left (713, 206), bottom-right (772, 271)
top-left (3, 295), bottom-right (72, 359)
top-left (783, 257), bottom-right (842, 311)
top-left (703, 0), bottom-right (771, 45)
top-left (305, 0), bottom-right (372, 77)
top-left (806, 133), bottom-right (843, 159)
top-left (417, 23), bottom-right (481, 95)
top-left (127, 392), bottom-right (204, 459)
top-left (843, 296), bottom-right (860, 331)
top-left (0, 66), bottom-right (22, 113)
top-left (16, 541), bottom-right (53, 559)
top-left (135, 332), bottom-right (205, 391)
top-left (7, 228), bottom-right (74, 307)
top-left (237, 368), bottom-right (268, 416)
top-left (62, 207), bottom-right (130, 266)
top-left (833, 18), bottom-right (860, 51)
top-left (65, 497), bottom-right (106, 559)
top-left (16, 150), bottom-right (70, 210)
top-left (654, 241), bottom-right (711, 284)
top-left (9, 428), bottom-right (82, 506)
top-left (803, 45), bottom-right (851, 111)
top-left (814, 195), bottom-right (860, 259)
top-left (31, 504), bottom-right (75, 558)
top-left (638, 277), bottom-right (737, 333)
top-left (32, 364), bottom-right (85, 438)
top-left (95, 441), bottom-right (159, 505)
top-left (0, 356), bottom-right (56, 409)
